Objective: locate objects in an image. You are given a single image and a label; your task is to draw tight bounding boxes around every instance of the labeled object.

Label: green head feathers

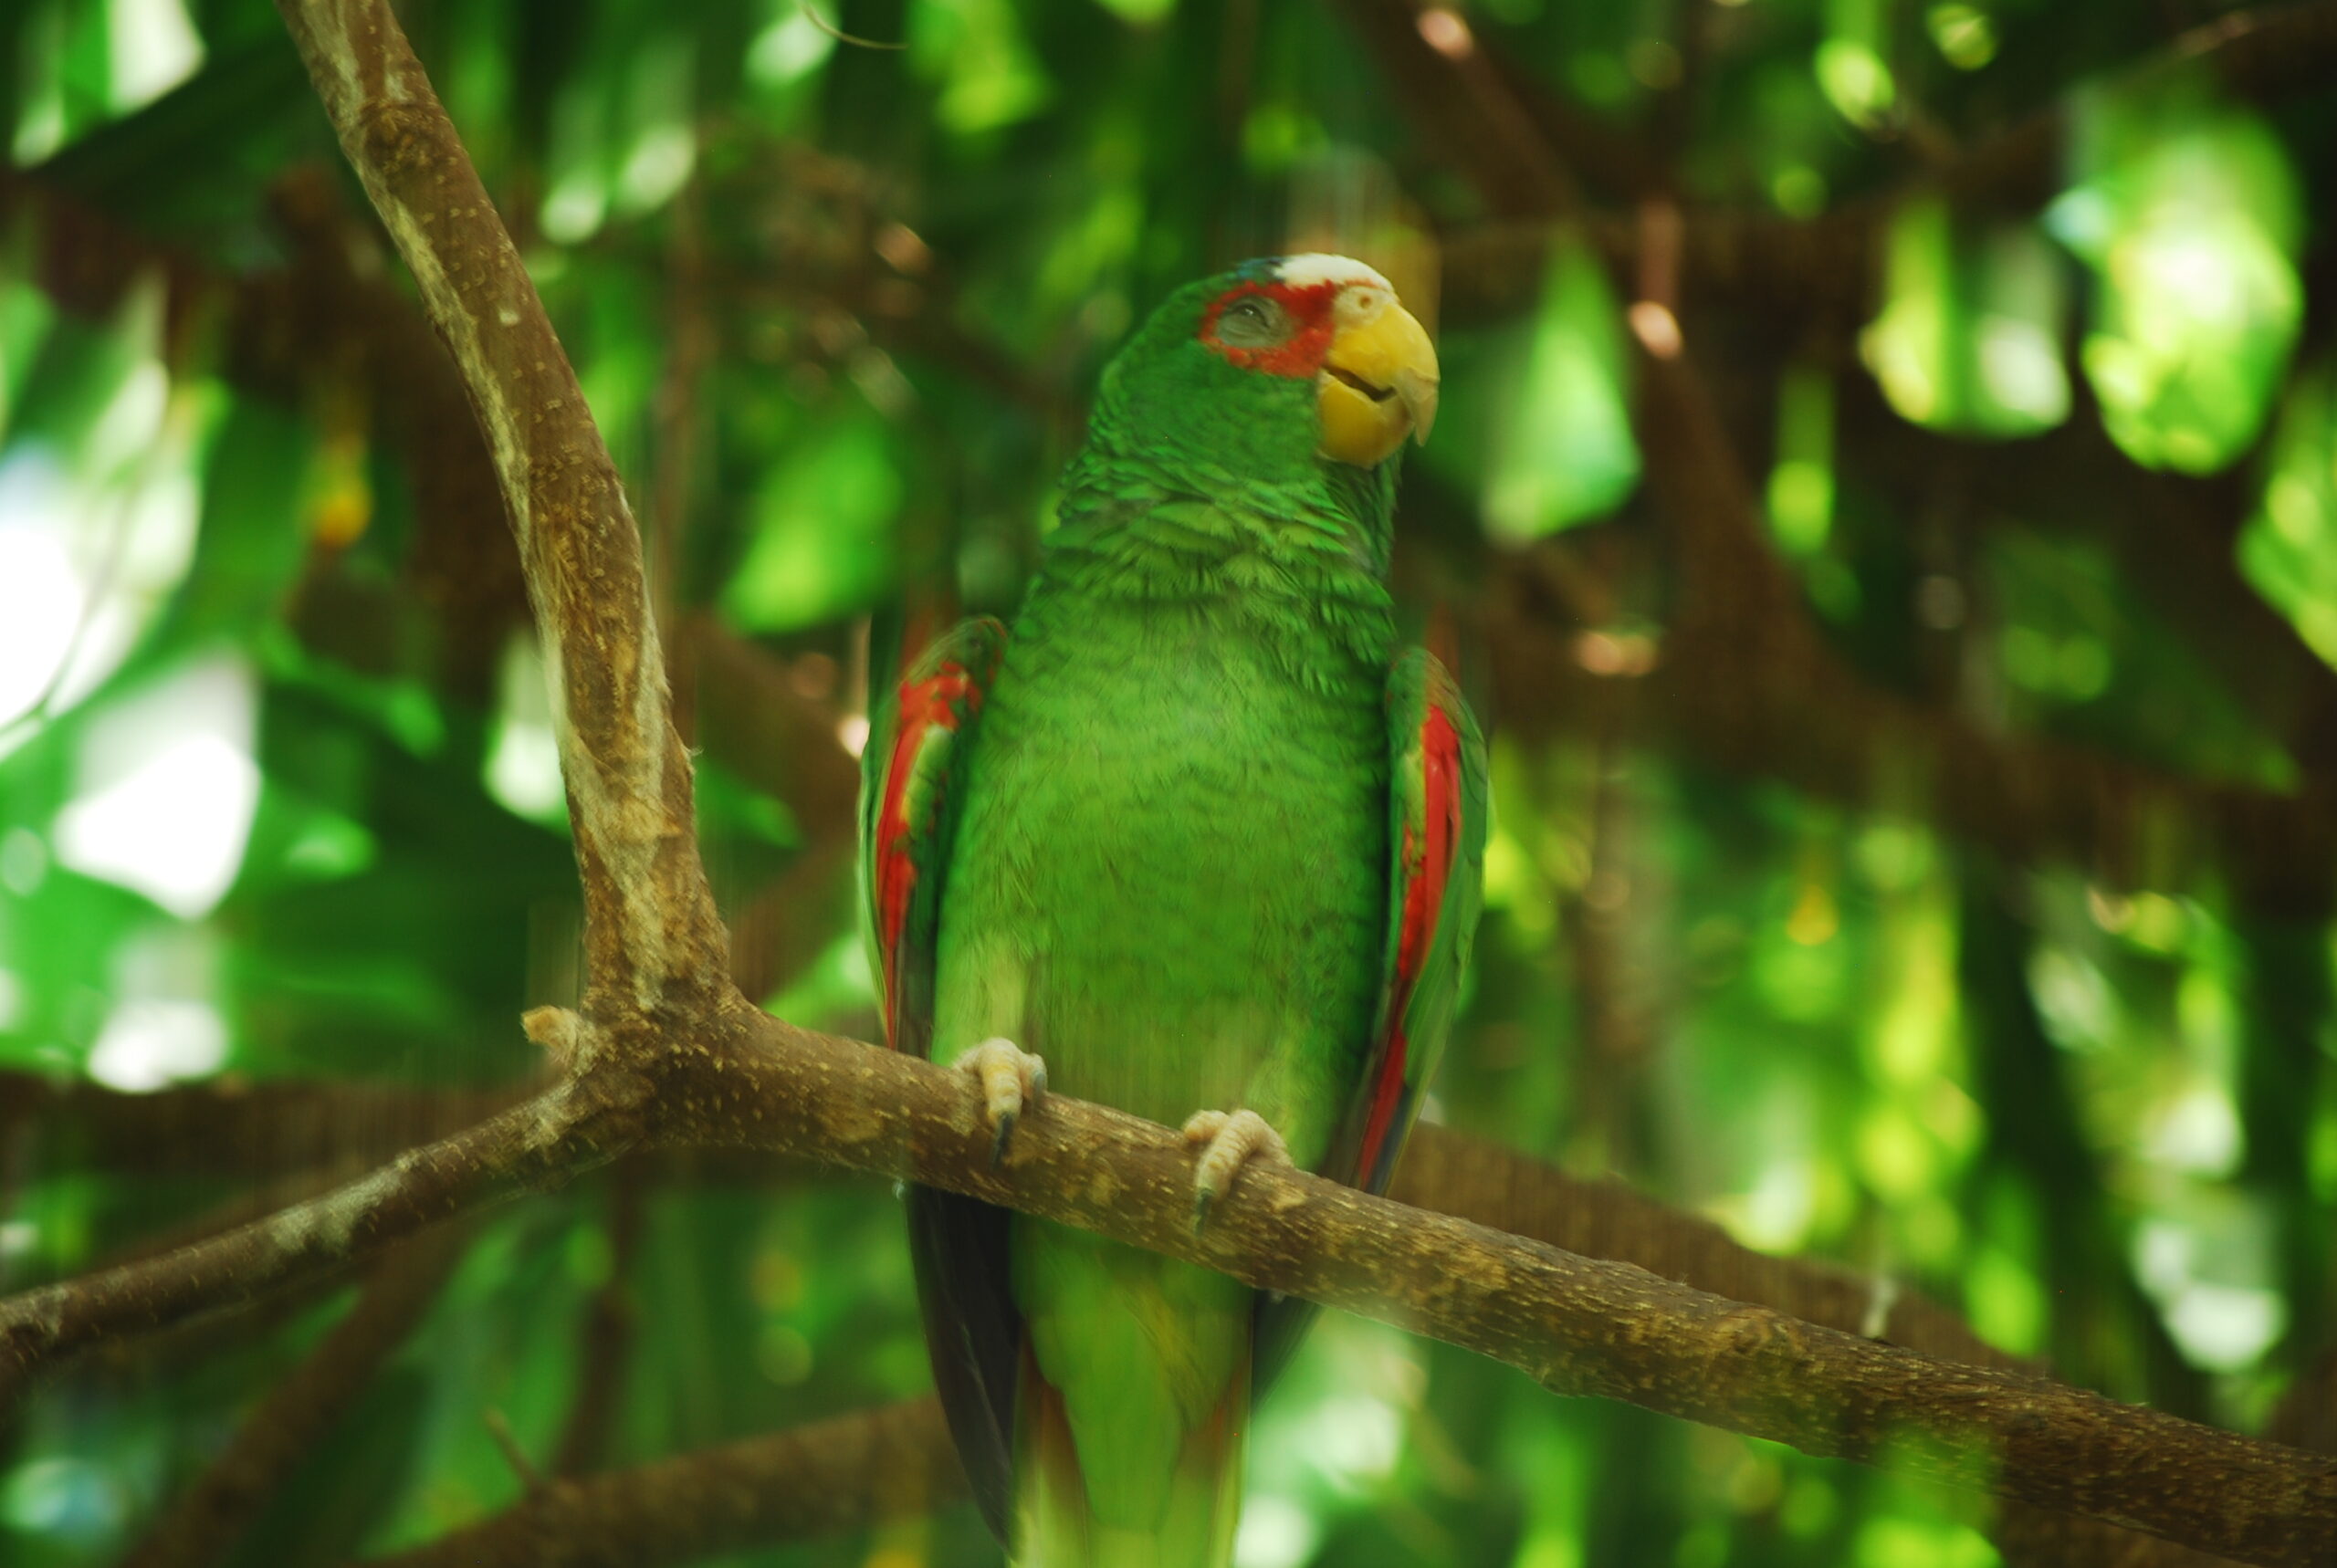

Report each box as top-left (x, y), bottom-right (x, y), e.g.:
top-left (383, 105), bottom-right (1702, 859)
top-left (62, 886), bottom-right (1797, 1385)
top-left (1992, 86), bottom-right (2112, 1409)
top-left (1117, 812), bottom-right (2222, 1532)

top-left (1061, 255), bottom-right (1440, 570)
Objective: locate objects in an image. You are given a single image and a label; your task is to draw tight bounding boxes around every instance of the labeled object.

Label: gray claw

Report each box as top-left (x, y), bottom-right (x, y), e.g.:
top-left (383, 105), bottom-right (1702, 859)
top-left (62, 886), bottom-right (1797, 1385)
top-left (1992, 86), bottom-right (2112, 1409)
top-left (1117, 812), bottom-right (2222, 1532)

top-left (1180, 1107), bottom-right (1290, 1231)
top-left (957, 1038), bottom-right (1047, 1165)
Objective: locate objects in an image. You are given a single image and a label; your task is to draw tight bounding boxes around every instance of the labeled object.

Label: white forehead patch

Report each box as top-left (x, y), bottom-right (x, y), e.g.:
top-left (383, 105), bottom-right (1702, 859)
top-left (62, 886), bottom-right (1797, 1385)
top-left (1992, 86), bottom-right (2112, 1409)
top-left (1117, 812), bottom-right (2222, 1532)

top-left (1273, 254), bottom-right (1393, 292)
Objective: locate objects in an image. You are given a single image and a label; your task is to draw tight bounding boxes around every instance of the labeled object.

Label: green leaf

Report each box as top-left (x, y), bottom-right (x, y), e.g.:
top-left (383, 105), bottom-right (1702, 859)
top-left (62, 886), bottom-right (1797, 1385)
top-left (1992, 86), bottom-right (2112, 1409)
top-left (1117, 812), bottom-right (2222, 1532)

top-left (1478, 235), bottom-right (1640, 544)
top-left (721, 408), bottom-right (905, 632)
top-left (1766, 363), bottom-right (1835, 557)
top-left (2049, 85), bottom-right (2302, 474)
top-left (1862, 200), bottom-right (2070, 438)
top-left (1816, 0), bottom-right (1895, 128)
top-left (910, 0), bottom-right (1053, 134)
top-left (2239, 358), bottom-right (2337, 664)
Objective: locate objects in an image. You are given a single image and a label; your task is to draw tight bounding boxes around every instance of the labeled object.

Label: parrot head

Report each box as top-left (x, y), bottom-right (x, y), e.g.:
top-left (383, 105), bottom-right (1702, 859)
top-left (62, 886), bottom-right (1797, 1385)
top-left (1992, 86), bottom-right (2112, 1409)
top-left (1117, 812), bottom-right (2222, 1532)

top-left (1093, 255), bottom-right (1440, 478)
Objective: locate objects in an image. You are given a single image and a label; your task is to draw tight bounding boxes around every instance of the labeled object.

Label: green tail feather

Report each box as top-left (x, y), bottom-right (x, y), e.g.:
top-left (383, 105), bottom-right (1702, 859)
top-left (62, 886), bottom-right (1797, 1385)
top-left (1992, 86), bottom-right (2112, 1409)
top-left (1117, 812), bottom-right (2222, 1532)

top-left (1012, 1298), bottom-right (1249, 1568)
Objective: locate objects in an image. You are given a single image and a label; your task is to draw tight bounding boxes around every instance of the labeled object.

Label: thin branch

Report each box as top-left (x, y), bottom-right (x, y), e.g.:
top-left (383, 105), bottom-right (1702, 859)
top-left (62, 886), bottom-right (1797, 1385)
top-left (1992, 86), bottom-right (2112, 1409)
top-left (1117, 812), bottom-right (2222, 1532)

top-left (0, 1078), bottom-right (640, 1409)
top-left (550, 1174), bottom-right (643, 1478)
top-left (0, 1071), bottom-right (527, 1186)
top-left (483, 1406), bottom-right (549, 1495)
top-left (795, 2), bottom-right (907, 51)
top-left (354, 1397), bottom-right (960, 1568)
top-left (116, 1229), bottom-right (468, 1568)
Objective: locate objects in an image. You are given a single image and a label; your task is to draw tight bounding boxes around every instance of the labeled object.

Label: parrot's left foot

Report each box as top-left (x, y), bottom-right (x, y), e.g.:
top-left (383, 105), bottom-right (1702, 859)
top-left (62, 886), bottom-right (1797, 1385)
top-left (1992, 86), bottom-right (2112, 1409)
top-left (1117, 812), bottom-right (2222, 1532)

top-left (956, 1037), bottom-right (1048, 1165)
top-left (1180, 1108), bottom-right (1291, 1228)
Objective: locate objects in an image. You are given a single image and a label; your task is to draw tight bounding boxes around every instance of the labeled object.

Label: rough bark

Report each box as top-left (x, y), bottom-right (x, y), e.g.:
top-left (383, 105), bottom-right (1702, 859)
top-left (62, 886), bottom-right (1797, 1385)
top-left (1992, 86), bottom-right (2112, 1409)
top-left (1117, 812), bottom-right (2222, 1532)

top-left (1389, 1129), bottom-right (2016, 1373)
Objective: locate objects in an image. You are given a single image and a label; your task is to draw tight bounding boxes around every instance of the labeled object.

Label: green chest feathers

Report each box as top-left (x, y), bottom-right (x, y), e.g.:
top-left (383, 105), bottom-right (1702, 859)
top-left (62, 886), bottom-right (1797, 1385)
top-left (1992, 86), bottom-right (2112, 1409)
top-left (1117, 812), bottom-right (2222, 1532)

top-left (929, 590), bottom-right (1389, 1155)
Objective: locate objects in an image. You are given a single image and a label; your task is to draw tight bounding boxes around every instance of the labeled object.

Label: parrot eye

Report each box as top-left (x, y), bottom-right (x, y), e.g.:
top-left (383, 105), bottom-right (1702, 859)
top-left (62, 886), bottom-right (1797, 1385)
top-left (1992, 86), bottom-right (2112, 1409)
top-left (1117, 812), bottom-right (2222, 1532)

top-left (1214, 292), bottom-right (1294, 349)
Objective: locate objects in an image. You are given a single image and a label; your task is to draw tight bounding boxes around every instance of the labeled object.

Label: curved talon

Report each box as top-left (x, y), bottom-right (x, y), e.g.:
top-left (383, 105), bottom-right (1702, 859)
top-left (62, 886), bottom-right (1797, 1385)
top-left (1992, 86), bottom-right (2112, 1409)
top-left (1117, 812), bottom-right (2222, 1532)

top-left (1180, 1108), bottom-right (1291, 1229)
top-left (957, 1038), bottom-right (1047, 1165)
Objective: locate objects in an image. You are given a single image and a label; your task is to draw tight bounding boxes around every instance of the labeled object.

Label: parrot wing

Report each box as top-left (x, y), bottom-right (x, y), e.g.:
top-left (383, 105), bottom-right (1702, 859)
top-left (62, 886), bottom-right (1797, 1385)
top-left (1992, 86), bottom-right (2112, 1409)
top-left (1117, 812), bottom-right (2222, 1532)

top-left (859, 615), bottom-right (1021, 1539)
top-left (1257, 645), bottom-right (1487, 1388)
top-left (1336, 643), bottom-right (1488, 1194)
top-left (861, 615), bottom-right (1009, 1061)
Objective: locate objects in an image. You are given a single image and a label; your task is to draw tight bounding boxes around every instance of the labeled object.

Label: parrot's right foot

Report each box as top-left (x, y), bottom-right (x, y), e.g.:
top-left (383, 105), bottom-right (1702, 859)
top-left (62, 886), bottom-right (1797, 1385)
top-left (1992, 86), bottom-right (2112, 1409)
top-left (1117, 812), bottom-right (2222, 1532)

top-left (955, 1038), bottom-right (1047, 1165)
top-left (1180, 1108), bottom-right (1291, 1229)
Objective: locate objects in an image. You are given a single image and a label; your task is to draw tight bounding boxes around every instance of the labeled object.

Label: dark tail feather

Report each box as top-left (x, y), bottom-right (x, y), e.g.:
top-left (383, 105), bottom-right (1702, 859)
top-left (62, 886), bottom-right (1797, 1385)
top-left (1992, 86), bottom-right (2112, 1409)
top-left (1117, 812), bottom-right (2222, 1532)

top-left (907, 1186), bottom-right (1021, 1542)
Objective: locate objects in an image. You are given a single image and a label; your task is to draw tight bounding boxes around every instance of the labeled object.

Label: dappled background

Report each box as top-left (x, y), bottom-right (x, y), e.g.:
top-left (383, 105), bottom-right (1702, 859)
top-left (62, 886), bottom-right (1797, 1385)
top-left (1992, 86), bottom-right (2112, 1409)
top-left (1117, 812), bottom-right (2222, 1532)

top-left (1, 0), bottom-right (2333, 1564)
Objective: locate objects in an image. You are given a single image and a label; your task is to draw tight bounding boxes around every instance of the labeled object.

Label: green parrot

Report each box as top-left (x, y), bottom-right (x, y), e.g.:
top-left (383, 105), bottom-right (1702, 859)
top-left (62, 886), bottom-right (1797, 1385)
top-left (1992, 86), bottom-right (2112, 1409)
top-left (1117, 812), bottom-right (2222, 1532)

top-left (862, 254), bottom-right (1487, 1566)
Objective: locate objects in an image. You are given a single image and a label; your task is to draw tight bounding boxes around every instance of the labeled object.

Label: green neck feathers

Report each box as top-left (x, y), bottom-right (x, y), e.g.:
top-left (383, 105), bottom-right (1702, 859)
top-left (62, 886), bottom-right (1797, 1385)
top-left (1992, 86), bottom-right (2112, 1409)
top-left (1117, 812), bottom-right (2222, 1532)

top-left (1034, 274), bottom-right (1402, 675)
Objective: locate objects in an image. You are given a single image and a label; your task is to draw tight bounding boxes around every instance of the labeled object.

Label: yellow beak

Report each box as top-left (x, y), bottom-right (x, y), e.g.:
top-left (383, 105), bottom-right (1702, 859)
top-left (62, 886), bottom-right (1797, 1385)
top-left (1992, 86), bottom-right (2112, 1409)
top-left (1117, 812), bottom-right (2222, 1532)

top-left (1317, 293), bottom-right (1440, 467)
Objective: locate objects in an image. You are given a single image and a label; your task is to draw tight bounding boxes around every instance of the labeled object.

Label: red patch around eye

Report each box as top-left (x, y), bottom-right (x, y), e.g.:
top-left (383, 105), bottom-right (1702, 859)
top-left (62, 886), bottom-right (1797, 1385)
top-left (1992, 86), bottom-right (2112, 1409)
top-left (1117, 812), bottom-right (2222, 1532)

top-left (1200, 279), bottom-right (1340, 378)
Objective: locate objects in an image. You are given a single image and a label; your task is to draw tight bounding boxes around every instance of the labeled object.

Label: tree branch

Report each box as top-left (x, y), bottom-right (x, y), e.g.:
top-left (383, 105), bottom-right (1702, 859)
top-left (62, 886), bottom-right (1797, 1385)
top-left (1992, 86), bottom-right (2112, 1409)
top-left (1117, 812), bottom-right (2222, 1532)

top-left (0, 1061), bottom-right (2072, 1385)
top-left (9, 1014), bottom-right (2332, 1565)
top-left (16, 9), bottom-right (2287, 1567)
top-left (0, 1062), bottom-right (2024, 1379)
top-left (0, 1078), bottom-right (639, 1408)
top-left (1430, 0), bottom-right (2337, 326)
top-left (354, 1397), bottom-right (962, 1568)
top-left (706, 1011), bottom-right (2337, 1568)
top-left (1388, 1129), bottom-right (2016, 1374)
top-left (25, 1070), bottom-right (2248, 1568)
top-left (549, 1175), bottom-right (643, 1478)
top-left (117, 1229), bottom-right (468, 1568)
top-left (272, 0), bottom-right (728, 1019)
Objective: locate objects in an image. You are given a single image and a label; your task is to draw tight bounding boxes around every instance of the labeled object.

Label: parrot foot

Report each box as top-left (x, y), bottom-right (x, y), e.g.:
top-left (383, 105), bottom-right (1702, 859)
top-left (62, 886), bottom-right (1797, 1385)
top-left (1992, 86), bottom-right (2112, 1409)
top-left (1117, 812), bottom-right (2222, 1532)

top-left (1180, 1108), bottom-right (1291, 1229)
top-left (956, 1037), bottom-right (1047, 1165)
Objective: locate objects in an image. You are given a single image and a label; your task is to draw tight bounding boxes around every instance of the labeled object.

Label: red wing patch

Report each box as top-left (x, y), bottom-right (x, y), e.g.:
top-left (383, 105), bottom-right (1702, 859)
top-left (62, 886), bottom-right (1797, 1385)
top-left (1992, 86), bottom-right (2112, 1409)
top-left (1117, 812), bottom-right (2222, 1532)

top-left (1356, 700), bottom-right (1462, 1182)
top-left (873, 661), bottom-right (981, 1048)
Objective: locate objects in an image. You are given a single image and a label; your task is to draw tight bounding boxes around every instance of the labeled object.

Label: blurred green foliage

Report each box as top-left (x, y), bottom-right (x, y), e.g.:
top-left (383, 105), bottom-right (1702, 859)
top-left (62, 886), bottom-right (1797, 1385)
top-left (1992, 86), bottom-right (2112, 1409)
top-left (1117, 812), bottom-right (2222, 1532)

top-left (2049, 86), bottom-right (2304, 474)
top-left (1, 1), bottom-right (2332, 1566)
top-left (1863, 199), bottom-right (2070, 437)
top-left (1468, 237), bottom-right (1640, 544)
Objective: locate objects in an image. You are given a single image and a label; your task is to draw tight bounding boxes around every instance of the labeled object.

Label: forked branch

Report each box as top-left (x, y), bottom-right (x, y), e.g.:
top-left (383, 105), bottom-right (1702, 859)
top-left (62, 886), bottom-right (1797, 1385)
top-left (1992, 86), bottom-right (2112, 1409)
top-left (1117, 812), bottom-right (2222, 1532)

top-left (10, 5), bottom-right (2311, 1568)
